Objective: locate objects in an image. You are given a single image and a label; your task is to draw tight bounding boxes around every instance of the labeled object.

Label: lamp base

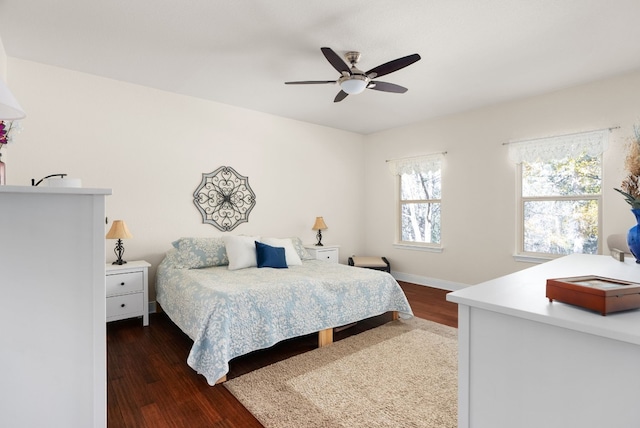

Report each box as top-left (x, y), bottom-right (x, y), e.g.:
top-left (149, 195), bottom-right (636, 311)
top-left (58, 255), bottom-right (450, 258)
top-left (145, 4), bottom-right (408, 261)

top-left (315, 230), bottom-right (324, 246)
top-left (112, 239), bottom-right (127, 265)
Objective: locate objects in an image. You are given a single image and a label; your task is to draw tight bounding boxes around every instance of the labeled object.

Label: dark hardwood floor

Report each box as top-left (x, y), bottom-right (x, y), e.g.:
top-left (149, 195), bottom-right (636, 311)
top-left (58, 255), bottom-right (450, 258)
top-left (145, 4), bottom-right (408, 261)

top-left (107, 282), bottom-right (458, 427)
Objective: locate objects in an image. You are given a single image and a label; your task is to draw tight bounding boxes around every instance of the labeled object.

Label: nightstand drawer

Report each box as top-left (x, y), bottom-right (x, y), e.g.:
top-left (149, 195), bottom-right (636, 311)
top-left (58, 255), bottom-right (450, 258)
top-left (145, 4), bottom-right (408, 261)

top-left (106, 271), bottom-right (143, 297)
top-left (304, 244), bottom-right (340, 263)
top-left (106, 293), bottom-right (144, 319)
top-left (315, 249), bottom-right (339, 263)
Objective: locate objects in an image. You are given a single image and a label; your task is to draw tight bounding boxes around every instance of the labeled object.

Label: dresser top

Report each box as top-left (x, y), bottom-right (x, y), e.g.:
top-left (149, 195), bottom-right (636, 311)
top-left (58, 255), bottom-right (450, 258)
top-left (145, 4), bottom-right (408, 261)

top-left (0, 185), bottom-right (111, 195)
top-left (448, 254), bottom-right (640, 345)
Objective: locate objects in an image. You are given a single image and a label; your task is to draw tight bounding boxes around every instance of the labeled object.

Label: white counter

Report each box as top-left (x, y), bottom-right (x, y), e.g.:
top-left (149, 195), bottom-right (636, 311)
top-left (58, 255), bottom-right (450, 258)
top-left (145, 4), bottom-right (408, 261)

top-left (447, 254), bottom-right (640, 428)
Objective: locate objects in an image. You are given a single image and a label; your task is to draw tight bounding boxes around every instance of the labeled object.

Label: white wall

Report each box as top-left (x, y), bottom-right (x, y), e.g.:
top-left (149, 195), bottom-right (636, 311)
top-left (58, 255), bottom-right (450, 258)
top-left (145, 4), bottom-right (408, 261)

top-left (6, 57), bottom-right (640, 295)
top-left (6, 58), bottom-right (366, 299)
top-left (0, 37), bottom-right (6, 80)
top-left (364, 71), bottom-right (640, 286)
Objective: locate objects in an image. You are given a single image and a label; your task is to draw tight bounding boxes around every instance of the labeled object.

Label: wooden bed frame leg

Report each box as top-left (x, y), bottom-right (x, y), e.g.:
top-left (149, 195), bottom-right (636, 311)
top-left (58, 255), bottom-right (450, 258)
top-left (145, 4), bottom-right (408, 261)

top-left (318, 328), bottom-right (333, 347)
top-left (391, 311), bottom-right (399, 321)
top-left (215, 375), bottom-right (227, 384)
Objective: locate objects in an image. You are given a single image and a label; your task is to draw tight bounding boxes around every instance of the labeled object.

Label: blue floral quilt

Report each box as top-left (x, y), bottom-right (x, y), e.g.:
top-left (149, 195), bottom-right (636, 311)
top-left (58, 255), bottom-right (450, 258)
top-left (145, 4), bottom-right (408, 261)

top-left (156, 250), bottom-right (413, 385)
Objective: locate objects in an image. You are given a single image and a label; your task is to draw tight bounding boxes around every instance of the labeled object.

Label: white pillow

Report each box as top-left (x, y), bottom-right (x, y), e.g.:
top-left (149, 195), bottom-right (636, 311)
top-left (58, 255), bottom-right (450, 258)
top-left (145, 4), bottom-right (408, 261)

top-left (223, 235), bottom-right (261, 270)
top-left (261, 237), bottom-right (302, 266)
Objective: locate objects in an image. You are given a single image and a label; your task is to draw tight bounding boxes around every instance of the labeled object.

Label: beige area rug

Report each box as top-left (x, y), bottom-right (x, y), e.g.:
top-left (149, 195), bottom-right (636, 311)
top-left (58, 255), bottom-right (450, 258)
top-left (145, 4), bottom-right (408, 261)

top-left (224, 317), bottom-right (457, 428)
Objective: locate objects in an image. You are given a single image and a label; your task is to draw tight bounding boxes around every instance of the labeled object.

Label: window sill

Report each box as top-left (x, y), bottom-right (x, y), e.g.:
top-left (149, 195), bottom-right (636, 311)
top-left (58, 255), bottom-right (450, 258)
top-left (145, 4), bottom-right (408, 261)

top-left (393, 243), bottom-right (443, 253)
top-left (512, 253), bottom-right (555, 264)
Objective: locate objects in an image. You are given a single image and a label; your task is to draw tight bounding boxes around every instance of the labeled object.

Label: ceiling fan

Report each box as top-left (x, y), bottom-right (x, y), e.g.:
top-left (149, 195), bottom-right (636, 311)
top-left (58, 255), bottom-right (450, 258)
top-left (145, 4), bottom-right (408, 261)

top-left (285, 47), bottom-right (421, 103)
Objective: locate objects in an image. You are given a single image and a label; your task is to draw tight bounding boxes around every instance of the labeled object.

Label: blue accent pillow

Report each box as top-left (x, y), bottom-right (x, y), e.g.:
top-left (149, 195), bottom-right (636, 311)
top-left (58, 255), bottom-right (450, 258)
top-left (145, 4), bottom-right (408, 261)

top-left (255, 241), bottom-right (288, 269)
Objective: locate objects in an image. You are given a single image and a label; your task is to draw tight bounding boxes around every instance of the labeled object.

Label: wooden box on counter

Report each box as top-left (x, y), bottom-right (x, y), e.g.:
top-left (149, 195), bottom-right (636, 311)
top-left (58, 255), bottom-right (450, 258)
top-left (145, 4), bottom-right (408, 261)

top-left (546, 275), bottom-right (640, 316)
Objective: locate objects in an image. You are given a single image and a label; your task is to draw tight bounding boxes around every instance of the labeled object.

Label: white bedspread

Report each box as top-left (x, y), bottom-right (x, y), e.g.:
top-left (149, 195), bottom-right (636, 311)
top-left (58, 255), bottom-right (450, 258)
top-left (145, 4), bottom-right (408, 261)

top-left (156, 253), bottom-right (413, 385)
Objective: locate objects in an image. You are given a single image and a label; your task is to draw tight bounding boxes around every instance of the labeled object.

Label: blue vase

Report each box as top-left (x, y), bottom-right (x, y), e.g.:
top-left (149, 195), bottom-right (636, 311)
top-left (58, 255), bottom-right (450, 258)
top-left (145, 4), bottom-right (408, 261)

top-left (628, 209), bottom-right (640, 264)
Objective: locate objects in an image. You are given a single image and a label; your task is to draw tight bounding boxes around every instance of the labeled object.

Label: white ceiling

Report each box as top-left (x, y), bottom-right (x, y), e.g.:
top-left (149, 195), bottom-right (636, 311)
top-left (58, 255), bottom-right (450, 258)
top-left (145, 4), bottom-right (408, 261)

top-left (1, 0), bottom-right (640, 134)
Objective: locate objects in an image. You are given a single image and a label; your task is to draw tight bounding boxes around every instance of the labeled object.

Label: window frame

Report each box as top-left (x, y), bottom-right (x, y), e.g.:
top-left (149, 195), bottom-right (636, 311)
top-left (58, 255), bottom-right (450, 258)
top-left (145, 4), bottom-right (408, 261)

top-left (393, 159), bottom-right (443, 252)
top-left (515, 157), bottom-right (603, 262)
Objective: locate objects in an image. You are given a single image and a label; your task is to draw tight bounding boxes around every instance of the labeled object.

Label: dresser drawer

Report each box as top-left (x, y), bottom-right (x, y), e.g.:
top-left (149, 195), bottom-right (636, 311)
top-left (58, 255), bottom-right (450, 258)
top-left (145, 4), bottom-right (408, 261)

top-left (106, 293), bottom-right (144, 320)
top-left (106, 271), bottom-right (143, 297)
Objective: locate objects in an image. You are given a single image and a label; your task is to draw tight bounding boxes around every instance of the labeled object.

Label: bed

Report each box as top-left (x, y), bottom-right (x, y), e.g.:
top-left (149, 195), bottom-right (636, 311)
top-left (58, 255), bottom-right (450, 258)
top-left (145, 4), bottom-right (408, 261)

top-left (156, 236), bottom-right (413, 385)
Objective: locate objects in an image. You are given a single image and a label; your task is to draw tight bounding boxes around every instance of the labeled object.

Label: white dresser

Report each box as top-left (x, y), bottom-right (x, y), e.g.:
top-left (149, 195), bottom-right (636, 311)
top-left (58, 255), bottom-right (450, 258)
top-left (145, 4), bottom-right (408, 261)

top-left (0, 186), bottom-right (110, 428)
top-left (447, 254), bottom-right (640, 428)
top-left (304, 244), bottom-right (340, 263)
top-left (106, 260), bottom-right (150, 326)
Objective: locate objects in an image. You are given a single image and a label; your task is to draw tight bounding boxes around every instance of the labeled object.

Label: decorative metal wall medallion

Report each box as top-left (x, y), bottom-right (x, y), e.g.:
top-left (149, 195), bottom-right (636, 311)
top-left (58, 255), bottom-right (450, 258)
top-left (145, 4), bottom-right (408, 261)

top-left (193, 166), bottom-right (256, 231)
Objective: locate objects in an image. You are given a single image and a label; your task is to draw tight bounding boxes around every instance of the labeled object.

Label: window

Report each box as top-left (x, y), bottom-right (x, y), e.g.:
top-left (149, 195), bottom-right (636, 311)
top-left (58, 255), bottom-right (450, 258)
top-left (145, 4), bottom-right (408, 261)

top-left (509, 130), bottom-right (609, 258)
top-left (388, 154), bottom-right (443, 248)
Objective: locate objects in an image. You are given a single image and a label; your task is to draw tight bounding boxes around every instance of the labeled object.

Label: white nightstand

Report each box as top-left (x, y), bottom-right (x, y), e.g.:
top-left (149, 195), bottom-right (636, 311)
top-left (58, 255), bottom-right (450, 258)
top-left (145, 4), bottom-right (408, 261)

top-left (105, 260), bottom-right (150, 326)
top-left (304, 244), bottom-right (340, 263)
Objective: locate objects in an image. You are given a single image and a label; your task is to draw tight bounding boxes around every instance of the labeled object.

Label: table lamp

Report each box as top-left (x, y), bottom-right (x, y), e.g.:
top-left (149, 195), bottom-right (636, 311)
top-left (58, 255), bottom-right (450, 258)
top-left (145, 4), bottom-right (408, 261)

top-left (312, 216), bottom-right (328, 246)
top-left (106, 220), bottom-right (133, 265)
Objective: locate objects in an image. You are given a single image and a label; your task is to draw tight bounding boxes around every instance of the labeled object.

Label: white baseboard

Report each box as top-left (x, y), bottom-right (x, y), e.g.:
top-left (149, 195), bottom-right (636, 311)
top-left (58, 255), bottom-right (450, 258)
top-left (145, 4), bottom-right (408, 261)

top-left (391, 271), bottom-right (469, 291)
top-left (149, 301), bottom-right (157, 314)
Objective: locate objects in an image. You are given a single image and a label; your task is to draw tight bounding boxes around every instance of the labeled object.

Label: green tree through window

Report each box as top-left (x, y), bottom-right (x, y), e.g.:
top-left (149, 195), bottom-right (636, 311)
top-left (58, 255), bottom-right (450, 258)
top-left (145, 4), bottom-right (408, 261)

top-left (521, 153), bottom-right (601, 255)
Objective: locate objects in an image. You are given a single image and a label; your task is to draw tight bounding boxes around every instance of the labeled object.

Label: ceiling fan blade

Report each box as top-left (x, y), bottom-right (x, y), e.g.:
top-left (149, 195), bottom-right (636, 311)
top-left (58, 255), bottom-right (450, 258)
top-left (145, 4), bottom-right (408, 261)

top-left (285, 80), bottom-right (336, 85)
top-left (365, 53), bottom-right (421, 79)
top-left (334, 90), bottom-right (348, 103)
top-left (321, 47), bottom-right (351, 75)
top-left (368, 81), bottom-right (408, 93)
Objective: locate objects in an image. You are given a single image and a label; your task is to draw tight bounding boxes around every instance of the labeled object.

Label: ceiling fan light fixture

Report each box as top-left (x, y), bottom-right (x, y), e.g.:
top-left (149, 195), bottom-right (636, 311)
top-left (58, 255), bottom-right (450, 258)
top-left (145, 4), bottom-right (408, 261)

top-left (339, 75), bottom-right (368, 94)
top-left (286, 47), bottom-right (421, 102)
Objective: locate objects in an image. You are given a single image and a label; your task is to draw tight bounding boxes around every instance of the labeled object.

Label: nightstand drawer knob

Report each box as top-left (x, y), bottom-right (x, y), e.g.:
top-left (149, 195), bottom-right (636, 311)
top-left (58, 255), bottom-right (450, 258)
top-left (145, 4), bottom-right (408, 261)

top-left (120, 303), bottom-right (126, 308)
top-left (120, 282), bottom-right (125, 286)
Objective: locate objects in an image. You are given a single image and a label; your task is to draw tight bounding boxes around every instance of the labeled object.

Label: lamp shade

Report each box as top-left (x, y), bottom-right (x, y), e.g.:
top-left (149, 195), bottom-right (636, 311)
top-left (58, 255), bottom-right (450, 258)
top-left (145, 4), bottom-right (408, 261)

top-left (105, 220), bottom-right (133, 239)
top-left (0, 77), bottom-right (26, 120)
top-left (312, 216), bottom-right (328, 231)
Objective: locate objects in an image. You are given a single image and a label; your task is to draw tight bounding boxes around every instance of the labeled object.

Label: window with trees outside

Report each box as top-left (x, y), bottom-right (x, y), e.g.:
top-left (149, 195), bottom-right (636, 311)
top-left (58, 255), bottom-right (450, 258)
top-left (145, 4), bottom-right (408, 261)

top-left (388, 154), bottom-right (443, 248)
top-left (509, 129), bottom-right (610, 258)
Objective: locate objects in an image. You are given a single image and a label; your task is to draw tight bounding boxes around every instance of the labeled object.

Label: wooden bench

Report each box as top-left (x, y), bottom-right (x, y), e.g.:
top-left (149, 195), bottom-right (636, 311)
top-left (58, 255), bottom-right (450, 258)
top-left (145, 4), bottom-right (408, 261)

top-left (348, 256), bottom-right (390, 273)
